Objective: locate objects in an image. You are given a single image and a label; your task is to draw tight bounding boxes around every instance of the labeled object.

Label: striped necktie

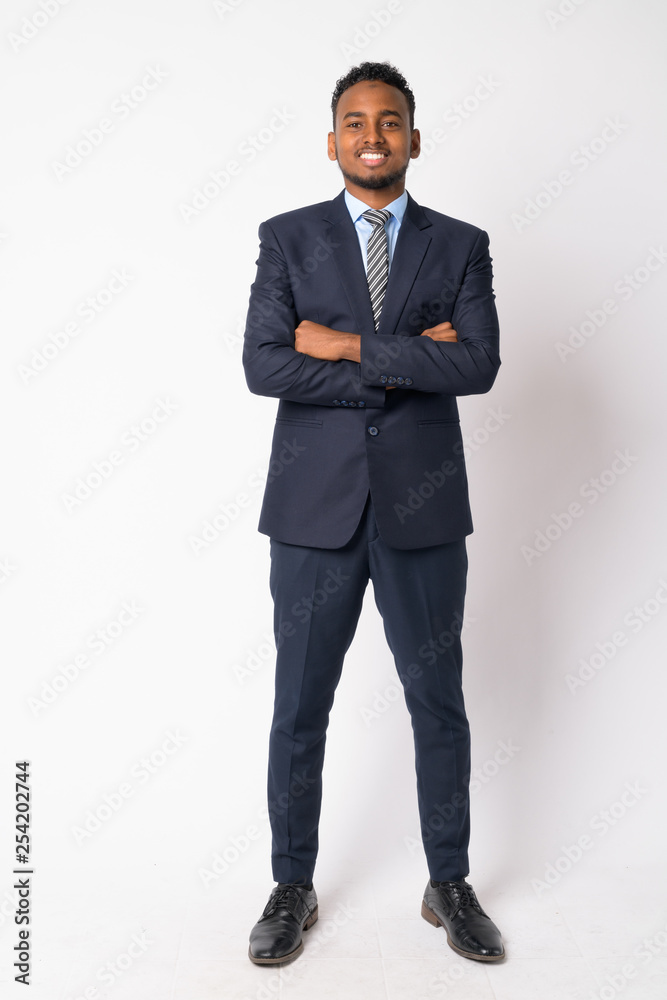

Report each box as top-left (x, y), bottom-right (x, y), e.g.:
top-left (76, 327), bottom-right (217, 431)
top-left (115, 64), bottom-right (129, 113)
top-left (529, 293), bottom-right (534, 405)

top-left (362, 208), bottom-right (392, 331)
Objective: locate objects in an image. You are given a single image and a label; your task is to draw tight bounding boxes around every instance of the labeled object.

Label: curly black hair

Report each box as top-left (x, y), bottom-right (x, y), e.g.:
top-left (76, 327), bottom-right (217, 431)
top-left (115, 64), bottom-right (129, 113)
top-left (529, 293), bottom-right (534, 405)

top-left (331, 61), bottom-right (416, 130)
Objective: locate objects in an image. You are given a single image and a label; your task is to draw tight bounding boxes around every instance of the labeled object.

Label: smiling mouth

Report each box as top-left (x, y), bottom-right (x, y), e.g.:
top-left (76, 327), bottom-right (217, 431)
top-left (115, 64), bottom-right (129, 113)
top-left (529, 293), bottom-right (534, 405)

top-left (358, 151), bottom-right (389, 163)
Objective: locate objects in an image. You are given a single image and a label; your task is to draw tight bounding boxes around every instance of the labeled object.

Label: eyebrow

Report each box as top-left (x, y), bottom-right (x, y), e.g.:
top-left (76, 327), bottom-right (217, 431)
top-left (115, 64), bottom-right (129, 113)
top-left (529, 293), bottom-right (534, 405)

top-left (342, 109), bottom-right (403, 121)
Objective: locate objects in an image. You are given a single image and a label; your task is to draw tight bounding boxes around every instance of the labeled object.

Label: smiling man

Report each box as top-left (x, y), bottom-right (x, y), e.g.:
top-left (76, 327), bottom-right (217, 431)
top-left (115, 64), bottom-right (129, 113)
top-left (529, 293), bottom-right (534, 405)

top-left (243, 61), bottom-right (505, 966)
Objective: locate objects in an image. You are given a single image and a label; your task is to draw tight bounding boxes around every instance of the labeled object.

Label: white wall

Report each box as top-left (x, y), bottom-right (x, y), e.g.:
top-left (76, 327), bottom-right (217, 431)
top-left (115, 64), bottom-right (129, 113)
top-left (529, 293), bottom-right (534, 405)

top-left (2, 0), bottom-right (666, 994)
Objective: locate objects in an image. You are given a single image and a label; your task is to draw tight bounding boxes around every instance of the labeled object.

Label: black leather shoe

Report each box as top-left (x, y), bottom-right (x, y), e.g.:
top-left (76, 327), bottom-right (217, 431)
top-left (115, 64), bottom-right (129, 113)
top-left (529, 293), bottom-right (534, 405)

top-left (248, 883), bottom-right (318, 965)
top-left (422, 879), bottom-right (505, 961)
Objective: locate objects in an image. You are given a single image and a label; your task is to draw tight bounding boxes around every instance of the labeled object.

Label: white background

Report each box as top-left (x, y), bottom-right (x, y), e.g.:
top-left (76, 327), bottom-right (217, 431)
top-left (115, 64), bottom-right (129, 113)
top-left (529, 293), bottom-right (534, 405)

top-left (2, 0), bottom-right (666, 998)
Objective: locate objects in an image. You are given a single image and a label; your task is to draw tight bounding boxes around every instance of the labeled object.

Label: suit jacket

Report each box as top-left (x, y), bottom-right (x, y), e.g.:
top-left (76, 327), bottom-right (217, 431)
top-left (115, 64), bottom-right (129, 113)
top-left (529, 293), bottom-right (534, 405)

top-left (242, 189), bottom-right (500, 549)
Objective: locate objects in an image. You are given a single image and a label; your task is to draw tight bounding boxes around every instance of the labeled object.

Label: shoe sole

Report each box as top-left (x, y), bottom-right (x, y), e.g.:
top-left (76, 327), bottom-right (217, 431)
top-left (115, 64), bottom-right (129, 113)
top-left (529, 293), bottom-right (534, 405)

top-left (248, 906), bottom-right (319, 965)
top-left (421, 900), bottom-right (505, 962)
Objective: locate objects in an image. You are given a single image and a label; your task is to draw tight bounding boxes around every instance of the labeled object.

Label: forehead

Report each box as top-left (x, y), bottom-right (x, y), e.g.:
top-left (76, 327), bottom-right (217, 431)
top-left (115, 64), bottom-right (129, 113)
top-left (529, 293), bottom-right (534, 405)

top-left (336, 80), bottom-right (409, 122)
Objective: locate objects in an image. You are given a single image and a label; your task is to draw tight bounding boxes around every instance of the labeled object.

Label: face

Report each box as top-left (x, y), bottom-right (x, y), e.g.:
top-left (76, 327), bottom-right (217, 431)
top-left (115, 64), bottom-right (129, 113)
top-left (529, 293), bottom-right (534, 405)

top-left (328, 80), bottom-right (420, 204)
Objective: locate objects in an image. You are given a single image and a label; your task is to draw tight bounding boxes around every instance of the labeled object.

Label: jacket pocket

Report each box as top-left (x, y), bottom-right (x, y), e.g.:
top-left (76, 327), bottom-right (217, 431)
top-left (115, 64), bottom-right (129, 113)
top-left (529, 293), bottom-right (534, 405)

top-left (418, 418), bottom-right (460, 427)
top-left (275, 417), bottom-right (323, 428)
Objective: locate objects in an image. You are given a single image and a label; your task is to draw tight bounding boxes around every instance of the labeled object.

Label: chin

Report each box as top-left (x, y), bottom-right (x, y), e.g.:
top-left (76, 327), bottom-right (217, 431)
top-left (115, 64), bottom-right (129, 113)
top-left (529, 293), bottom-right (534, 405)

top-left (341, 164), bottom-right (408, 191)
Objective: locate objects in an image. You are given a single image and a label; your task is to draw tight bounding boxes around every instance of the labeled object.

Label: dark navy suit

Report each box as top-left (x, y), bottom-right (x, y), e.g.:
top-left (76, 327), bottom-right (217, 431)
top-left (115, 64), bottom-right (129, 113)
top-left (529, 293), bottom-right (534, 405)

top-left (243, 189), bottom-right (500, 883)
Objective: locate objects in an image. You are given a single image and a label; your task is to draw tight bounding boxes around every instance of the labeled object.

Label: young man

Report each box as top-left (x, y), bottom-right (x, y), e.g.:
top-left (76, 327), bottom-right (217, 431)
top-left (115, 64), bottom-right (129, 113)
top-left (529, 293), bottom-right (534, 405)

top-left (242, 61), bottom-right (504, 965)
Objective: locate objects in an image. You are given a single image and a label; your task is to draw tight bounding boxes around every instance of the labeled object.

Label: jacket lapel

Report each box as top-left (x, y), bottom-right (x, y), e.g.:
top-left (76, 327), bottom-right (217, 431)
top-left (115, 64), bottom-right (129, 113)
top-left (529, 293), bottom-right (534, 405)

top-left (323, 192), bottom-right (376, 336)
top-left (322, 190), bottom-right (432, 337)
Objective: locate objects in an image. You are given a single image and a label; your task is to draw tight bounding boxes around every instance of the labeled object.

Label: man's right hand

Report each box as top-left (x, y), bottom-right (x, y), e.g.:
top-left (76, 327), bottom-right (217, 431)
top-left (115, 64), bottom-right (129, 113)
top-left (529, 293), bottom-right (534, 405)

top-left (420, 321), bottom-right (458, 342)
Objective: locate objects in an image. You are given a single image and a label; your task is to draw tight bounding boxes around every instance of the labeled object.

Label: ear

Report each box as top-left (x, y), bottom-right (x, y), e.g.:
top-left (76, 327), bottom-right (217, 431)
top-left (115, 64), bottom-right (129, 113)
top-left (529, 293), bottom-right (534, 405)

top-left (327, 131), bottom-right (337, 161)
top-left (410, 128), bottom-right (421, 160)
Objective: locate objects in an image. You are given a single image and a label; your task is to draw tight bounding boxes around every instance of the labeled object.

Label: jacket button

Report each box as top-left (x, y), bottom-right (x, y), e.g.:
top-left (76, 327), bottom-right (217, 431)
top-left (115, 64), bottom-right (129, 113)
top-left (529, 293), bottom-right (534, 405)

top-left (404, 377), bottom-right (413, 386)
top-left (367, 426), bottom-right (379, 436)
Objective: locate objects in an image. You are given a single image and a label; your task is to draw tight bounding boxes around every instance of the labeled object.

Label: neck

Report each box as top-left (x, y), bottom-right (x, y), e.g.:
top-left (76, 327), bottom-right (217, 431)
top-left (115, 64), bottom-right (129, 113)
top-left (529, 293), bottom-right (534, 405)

top-left (345, 180), bottom-right (405, 209)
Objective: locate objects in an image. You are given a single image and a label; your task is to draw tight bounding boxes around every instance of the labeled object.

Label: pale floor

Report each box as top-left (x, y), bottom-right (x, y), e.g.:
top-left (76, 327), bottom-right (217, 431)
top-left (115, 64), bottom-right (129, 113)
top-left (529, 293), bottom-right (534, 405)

top-left (2, 859), bottom-right (666, 1000)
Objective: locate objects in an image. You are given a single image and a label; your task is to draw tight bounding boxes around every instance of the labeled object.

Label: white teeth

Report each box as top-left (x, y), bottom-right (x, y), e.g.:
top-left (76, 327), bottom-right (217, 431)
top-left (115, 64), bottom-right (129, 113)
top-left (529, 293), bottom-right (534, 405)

top-left (360, 153), bottom-right (386, 160)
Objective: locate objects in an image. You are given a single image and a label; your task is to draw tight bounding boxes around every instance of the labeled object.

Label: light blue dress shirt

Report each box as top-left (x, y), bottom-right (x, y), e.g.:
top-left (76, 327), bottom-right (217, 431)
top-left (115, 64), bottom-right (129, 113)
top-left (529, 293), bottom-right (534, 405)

top-left (344, 189), bottom-right (408, 274)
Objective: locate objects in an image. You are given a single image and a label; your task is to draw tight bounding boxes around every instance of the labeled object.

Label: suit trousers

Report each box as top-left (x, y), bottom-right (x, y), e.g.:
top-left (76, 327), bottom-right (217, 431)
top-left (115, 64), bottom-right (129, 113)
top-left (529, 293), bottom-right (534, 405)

top-left (267, 493), bottom-right (471, 884)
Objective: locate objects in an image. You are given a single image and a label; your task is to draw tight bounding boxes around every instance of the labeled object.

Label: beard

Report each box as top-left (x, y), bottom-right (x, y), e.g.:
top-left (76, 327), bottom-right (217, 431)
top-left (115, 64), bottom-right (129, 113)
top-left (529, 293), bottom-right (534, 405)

top-left (339, 155), bottom-right (410, 191)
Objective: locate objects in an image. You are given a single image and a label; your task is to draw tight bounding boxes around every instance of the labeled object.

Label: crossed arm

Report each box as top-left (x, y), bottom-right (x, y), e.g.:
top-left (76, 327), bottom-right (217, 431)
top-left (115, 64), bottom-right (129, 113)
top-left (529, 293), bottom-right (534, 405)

top-left (294, 319), bottom-right (458, 364)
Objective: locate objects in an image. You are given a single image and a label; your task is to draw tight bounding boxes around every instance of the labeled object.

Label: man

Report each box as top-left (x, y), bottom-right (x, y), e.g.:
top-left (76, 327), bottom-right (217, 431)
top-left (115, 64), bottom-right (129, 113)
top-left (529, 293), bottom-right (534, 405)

top-left (242, 61), bottom-right (504, 965)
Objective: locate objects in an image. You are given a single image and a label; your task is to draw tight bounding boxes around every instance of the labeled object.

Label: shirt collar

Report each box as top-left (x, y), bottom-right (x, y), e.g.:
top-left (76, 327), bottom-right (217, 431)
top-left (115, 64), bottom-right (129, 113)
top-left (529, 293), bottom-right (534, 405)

top-left (344, 189), bottom-right (408, 225)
